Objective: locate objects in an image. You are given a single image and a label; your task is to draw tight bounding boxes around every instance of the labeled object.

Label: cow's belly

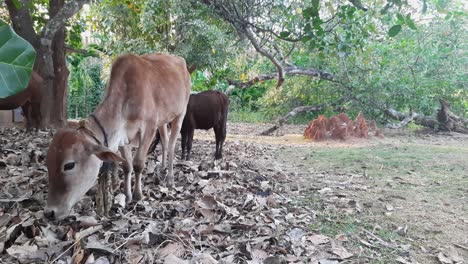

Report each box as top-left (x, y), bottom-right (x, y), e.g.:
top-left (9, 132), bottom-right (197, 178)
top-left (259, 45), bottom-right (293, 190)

top-left (119, 120), bottom-right (144, 148)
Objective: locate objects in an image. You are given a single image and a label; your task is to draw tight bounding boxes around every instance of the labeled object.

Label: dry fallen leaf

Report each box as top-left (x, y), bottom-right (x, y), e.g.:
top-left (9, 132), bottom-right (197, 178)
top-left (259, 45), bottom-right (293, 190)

top-left (165, 254), bottom-right (189, 264)
top-left (308, 234), bottom-right (330, 245)
top-left (6, 244), bottom-right (38, 261)
top-left (331, 246), bottom-right (353, 259)
top-left (157, 242), bottom-right (185, 259)
top-left (438, 252), bottom-right (454, 264)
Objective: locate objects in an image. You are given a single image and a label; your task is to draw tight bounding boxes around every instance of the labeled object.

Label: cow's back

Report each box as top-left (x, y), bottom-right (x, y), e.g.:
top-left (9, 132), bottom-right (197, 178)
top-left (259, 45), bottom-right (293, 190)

top-left (98, 53), bottom-right (191, 127)
top-left (186, 90), bottom-right (228, 130)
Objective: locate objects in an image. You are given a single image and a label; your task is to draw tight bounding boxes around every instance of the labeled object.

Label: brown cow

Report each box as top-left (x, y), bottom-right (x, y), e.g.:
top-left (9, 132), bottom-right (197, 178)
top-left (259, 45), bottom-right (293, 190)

top-left (0, 71), bottom-right (42, 129)
top-left (44, 53), bottom-right (191, 219)
top-left (181, 90), bottom-right (228, 160)
top-left (148, 90), bottom-right (229, 160)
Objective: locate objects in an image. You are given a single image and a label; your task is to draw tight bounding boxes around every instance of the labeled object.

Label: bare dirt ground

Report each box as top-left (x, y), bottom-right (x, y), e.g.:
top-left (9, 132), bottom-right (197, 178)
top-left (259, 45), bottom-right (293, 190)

top-left (0, 122), bottom-right (467, 263)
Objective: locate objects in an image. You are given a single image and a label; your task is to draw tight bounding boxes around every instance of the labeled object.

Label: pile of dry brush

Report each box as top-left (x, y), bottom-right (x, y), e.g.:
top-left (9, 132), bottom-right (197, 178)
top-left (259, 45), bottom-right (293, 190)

top-left (304, 112), bottom-right (383, 141)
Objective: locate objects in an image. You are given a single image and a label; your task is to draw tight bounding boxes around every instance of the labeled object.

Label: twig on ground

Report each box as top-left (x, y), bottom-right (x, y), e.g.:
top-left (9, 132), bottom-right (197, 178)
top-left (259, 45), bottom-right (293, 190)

top-left (50, 225), bottom-right (103, 263)
top-left (361, 228), bottom-right (399, 249)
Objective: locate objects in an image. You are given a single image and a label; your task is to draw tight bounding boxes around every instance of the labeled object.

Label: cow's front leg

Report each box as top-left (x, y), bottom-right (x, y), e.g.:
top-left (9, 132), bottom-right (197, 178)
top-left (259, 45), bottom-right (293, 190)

top-left (133, 127), bottom-right (157, 201)
top-left (158, 125), bottom-right (169, 172)
top-left (120, 145), bottom-right (133, 203)
top-left (167, 115), bottom-right (184, 187)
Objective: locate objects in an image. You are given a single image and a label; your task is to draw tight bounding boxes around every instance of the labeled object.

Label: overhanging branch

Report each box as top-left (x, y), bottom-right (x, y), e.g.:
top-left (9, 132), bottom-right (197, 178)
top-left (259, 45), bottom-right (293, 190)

top-left (241, 27), bottom-right (285, 89)
top-left (41, 0), bottom-right (91, 43)
top-left (227, 66), bottom-right (338, 91)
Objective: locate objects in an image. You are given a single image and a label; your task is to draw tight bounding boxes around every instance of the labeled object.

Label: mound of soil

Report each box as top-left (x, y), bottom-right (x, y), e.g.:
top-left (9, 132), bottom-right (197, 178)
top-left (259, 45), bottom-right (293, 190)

top-left (304, 112), bottom-right (383, 141)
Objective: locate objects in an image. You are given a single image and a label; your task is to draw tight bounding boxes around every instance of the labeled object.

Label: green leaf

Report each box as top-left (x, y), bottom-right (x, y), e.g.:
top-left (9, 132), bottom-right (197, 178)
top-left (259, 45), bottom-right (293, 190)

top-left (279, 31), bottom-right (291, 38)
top-left (303, 7), bottom-right (313, 20)
top-left (405, 15), bottom-right (417, 30)
top-left (11, 0), bottom-right (22, 9)
top-left (388, 25), bottom-right (402, 37)
top-left (0, 19), bottom-right (36, 98)
top-left (312, 0), bottom-right (319, 11)
top-left (397, 13), bottom-right (404, 22)
top-left (302, 35), bottom-right (313, 43)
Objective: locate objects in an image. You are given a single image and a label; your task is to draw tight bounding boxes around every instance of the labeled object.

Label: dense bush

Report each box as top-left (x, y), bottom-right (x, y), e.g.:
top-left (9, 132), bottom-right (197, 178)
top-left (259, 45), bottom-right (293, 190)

top-left (67, 57), bottom-right (105, 119)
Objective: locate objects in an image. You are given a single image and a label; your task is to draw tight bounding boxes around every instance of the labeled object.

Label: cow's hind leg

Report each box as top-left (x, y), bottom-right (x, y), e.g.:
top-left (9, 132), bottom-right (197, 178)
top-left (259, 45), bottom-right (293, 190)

top-left (158, 125), bottom-right (169, 171)
top-left (185, 127), bottom-right (194, 161)
top-left (22, 103), bottom-right (32, 131)
top-left (133, 127), bottom-right (157, 201)
top-left (181, 128), bottom-right (188, 160)
top-left (120, 145), bottom-right (133, 203)
top-left (214, 121), bottom-right (226, 160)
top-left (167, 115), bottom-right (184, 187)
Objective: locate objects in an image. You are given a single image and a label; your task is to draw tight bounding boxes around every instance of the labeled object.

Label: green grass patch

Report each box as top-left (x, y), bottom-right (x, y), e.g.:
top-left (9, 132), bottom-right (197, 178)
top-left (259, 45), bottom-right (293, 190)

top-left (280, 139), bottom-right (468, 263)
top-left (228, 110), bottom-right (272, 123)
top-left (303, 143), bottom-right (467, 181)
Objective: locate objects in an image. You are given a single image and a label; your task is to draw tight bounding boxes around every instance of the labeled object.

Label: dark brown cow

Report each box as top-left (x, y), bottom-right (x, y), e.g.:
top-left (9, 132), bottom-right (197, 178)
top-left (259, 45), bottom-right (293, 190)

top-left (182, 90), bottom-right (228, 160)
top-left (44, 53), bottom-right (191, 219)
top-left (0, 71), bottom-right (42, 129)
top-left (149, 90), bottom-right (228, 160)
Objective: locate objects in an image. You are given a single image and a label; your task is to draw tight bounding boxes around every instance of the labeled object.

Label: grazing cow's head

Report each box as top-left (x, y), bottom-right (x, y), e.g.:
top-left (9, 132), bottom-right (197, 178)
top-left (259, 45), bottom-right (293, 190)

top-left (44, 129), bottom-right (122, 219)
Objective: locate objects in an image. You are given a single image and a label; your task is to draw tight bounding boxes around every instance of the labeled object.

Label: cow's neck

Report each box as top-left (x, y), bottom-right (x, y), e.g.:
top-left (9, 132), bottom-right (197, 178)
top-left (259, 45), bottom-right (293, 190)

top-left (88, 103), bottom-right (124, 151)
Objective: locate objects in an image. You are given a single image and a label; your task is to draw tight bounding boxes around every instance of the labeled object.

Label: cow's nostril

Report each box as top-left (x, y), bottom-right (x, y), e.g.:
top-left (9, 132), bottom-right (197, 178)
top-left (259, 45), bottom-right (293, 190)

top-left (44, 209), bottom-right (55, 219)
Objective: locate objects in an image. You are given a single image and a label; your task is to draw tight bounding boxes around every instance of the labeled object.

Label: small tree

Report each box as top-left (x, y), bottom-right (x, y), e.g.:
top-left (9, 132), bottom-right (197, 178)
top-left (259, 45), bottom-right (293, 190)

top-left (5, 0), bottom-right (90, 127)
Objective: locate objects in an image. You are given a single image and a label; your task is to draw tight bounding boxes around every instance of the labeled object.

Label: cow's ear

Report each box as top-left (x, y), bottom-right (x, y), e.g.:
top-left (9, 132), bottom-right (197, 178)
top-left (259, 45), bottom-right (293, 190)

top-left (87, 144), bottom-right (125, 163)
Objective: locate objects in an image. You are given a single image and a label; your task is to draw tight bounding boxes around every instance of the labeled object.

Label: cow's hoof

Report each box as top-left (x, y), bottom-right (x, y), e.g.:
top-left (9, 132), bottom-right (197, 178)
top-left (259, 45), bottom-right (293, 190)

top-left (166, 179), bottom-right (174, 189)
top-left (125, 194), bottom-right (132, 205)
top-left (133, 192), bottom-right (144, 201)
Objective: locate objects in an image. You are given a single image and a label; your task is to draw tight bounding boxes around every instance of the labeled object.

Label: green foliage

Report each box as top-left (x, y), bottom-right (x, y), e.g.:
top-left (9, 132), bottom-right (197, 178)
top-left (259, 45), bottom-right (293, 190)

top-left (89, 0), bottom-right (236, 70)
top-left (25, 0), bottom-right (49, 33)
top-left (67, 56), bottom-right (105, 118)
top-left (49, 0), bottom-right (467, 125)
top-left (388, 13), bottom-right (417, 37)
top-left (342, 10), bottom-right (468, 118)
top-left (388, 25), bottom-right (401, 37)
top-left (228, 109), bottom-right (271, 124)
top-left (228, 2), bottom-right (467, 122)
top-left (0, 19), bottom-right (36, 98)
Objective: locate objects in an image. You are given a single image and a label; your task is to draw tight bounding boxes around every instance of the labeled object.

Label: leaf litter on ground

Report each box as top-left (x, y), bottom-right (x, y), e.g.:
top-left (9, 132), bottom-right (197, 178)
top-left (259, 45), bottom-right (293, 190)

top-left (0, 126), bottom-right (425, 263)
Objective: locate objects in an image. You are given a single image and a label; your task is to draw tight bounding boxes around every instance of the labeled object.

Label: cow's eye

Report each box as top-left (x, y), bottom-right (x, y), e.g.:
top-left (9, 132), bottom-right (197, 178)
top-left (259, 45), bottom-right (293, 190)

top-left (64, 162), bottom-right (75, 171)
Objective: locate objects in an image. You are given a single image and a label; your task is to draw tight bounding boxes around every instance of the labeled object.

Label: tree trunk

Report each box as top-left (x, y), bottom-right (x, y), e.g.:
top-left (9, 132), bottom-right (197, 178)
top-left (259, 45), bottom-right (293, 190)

top-left (6, 0), bottom-right (89, 128)
top-left (40, 0), bottom-right (68, 127)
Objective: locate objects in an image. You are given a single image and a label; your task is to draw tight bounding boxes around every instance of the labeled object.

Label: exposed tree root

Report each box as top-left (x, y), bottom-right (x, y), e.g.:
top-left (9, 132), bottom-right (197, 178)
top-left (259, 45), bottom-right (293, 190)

top-left (385, 99), bottom-right (468, 133)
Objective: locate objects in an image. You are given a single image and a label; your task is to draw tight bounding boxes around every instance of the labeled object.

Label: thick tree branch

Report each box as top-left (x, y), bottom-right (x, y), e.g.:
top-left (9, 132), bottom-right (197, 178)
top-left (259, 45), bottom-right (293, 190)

top-left (385, 100), bottom-right (468, 133)
top-left (241, 27), bottom-right (285, 89)
top-left (348, 0), bottom-right (368, 11)
top-left (38, 0), bottom-right (90, 79)
top-left (5, 0), bottom-right (39, 48)
top-left (227, 66), bottom-right (338, 91)
top-left (385, 108), bottom-right (437, 129)
top-left (41, 0), bottom-right (90, 43)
